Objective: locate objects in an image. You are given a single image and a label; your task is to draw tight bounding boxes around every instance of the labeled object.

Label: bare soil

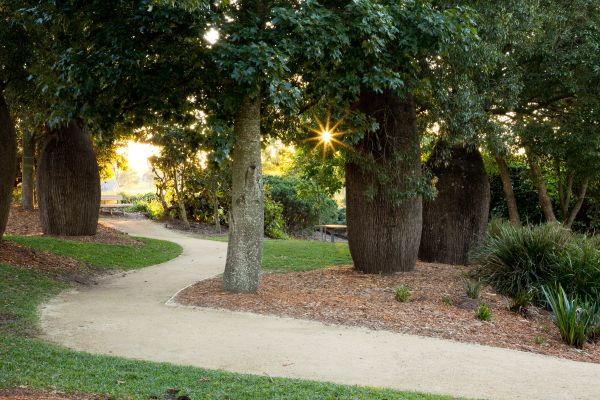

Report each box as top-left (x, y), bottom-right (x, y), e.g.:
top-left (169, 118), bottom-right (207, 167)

top-left (177, 263), bottom-right (600, 364)
top-left (6, 206), bottom-right (142, 246)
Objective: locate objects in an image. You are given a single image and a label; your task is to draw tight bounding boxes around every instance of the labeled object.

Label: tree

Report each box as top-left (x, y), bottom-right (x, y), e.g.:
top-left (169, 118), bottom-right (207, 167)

top-left (0, 92), bottom-right (16, 240)
top-left (419, 144), bottom-right (490, 264)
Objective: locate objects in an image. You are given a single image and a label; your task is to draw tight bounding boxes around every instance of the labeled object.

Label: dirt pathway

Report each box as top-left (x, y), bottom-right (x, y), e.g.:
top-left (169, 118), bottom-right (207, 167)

top-left (40, 218), bottom-right (600, 400)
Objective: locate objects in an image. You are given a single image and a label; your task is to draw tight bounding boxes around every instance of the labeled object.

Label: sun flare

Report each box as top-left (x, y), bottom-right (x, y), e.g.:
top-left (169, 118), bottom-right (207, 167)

top-left (306, 113), bottom-right (348, 156)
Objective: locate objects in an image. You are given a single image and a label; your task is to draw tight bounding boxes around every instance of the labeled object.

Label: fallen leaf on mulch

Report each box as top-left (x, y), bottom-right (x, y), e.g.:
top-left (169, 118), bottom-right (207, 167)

top-left (177, 263), bottom-right (600, 364)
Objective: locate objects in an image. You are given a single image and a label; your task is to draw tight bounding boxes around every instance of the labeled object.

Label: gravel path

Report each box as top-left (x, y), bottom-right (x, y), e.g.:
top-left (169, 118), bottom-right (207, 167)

top-left (40, 218), bottom-right (600, 400)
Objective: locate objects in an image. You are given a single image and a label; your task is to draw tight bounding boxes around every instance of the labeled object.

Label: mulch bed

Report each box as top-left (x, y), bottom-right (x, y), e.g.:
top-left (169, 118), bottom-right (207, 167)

top-left (177, 263), bottom-right (600, 364)
top-left (0, 389), bottom-right (105, 400)
top-left (6, 206), bottom-right (142, 246)
top-left (165, 218), bottom-right (229, 238)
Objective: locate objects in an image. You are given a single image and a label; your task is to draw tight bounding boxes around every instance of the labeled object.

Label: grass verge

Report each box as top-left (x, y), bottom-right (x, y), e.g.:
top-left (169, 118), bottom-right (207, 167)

top-left (263, 240), bottom-right (351, 272)
top-left (6, 235), bottom-right (182, 270)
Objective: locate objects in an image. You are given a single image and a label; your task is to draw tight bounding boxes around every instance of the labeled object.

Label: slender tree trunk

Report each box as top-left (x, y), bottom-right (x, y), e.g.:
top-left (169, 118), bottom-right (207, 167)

top-left (346, 90), bottom-right (422, 273)
top-left (565, 178), bottom-right (589, 228)
top-left (529, 159), bottom-right (557, 223)
top-left (495, 156), bottom-right (521, 226)
top-left (172, 170), bottom-right (190, 229)
top-left (213, 189), bottom-right (221, 233)
top-left (224, 96), bottom-right (263, 292)
top-left (419, 145), bottom-right (490, 265)
top-left (0, 93), bottom-right (17, 241)
top-left (21, 127), bottom-right (36, 210)
top-left (37, 120), bottom-right (100, 235)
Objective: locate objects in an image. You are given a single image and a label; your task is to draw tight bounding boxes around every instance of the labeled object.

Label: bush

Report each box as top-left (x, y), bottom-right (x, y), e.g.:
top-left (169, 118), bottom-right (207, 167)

top-left (264, 193), bottom-right (288, 239)
top-left (541, 284), bottom-right (594, 348)
top-left (463, 277), bottom-right (482, 299)
top-left (123, 193), bottom-right (164, 220)
top-left (263, 175), bottom-right (338, 233)
top-left (471, 222), bottom-right (600, 304)
top-left (476, 303), bottom-right (492, 321)
top-left (394, 286), bottom-right (411, 303)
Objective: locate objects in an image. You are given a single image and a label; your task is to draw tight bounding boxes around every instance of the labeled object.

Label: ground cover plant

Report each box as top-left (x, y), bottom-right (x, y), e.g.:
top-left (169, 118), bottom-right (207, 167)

top-left (471, 222), bottom-right (600, 303)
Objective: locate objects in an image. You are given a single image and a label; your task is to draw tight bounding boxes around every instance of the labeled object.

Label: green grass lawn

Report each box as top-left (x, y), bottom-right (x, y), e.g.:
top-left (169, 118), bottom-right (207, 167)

top-left (6, 235), bottom-right (182, 270)
top-left (263, 240), bottom-right (351, 272)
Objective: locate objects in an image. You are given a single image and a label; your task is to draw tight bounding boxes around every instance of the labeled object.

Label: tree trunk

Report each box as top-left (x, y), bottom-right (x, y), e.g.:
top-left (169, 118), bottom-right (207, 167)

top-left (223, 96), bottom-right (263, 292)
top-left (37, 120), bottom-right (100, 235)
top-left (529, 159), bottom-right (557, 223)
top-left (172, 170), bottom-right (190, 230)
top-left (21, 127), bottom-right (36, 210)
top-left (0, 93), bottom-right (17, 241)
top-left (564, 178), bottom-right (589, 228)
top-left (495, 156), bottom-right (521, 226)
top-left (419, 145), bottom-right (490, 265)
top-left (213, 191), bottom-right (221, 233)
top-left (345, 90), bottom-right (422, 273)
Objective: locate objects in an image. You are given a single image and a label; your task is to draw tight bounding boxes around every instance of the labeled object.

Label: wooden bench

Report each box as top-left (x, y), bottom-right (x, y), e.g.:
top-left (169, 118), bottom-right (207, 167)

top-left (100, 195), bottom-right (133, 216)
top-left (315, 224), bottom-right (347, 243)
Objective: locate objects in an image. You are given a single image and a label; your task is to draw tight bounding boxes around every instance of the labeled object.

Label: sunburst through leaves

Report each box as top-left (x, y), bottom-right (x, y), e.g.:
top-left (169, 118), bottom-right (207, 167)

top-left (305, 113), bottom-right (349, 157)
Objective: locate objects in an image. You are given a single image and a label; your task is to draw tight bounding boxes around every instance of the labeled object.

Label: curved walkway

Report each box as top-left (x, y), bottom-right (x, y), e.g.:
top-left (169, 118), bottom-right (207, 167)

top-left (40, 219), bottom-right (600, 400)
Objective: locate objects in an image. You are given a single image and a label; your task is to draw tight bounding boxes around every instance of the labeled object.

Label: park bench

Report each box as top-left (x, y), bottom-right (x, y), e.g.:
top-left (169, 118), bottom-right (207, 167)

top-left (315, 224), bottom-right (347, 243)
top-left (100, 194), bottom-right (133, 216)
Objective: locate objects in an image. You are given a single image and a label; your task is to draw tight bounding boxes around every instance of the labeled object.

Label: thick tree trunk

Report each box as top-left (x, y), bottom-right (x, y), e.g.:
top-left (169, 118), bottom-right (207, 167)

top-left (37, 120), bottom-right (100, 235)
top-left (0, 93), bottom-right (17, 241)
top-left (21, 127), bottom-right (35, 210)
top-left (223, 96), bottom-right (263, 292)
top-left (529, 159), bottom-right (557, 223)
top-left (419, 146), bottom-right (490, 265)
top-left (495, 156), bottom-right (521, 226)
top-left (346, 90), bottom-right (422, 273)
top-left (564, 178), bottom-right (589, 228)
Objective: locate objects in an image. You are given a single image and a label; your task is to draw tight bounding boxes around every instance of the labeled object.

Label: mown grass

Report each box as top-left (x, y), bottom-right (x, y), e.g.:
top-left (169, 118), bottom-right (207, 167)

top-left (6, 235), bottom-right (182, 270)
top-left (263, 240), bottom-right (352, 272)
top-left (0, 258), bottom-right (457, 399)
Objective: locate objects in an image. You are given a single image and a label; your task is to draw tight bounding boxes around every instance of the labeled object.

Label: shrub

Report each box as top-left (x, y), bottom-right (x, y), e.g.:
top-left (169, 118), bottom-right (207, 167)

top-left (542, 284), bottom-right (593, 348)
top-left (510, 289), bottom-right (533, 315)
top-left (471, 222), bottom-right (600, 304)
top-left (463, 277), bottom-right (482, 299)
top-left (123, 193), bottom-right (164, 220)
top-left (394, 286), bottom-right (411, 303)
top-left (441, 295), bottom-right (453, 306)
top-left (264, 193), bottom-right (288, 240)
top-left (476, 303), bottom-right (492, 321)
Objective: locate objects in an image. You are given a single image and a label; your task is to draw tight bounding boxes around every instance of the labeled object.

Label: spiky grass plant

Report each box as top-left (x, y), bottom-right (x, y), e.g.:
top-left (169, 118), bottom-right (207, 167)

top-left (542, 284), bottom-right (592, 348)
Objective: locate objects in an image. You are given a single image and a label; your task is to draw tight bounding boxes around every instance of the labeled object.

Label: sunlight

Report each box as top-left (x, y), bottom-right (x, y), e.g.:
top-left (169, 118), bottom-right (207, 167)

top-left (116, 141), bottom-right (160, 174)
top-left (306, 113), bottom-right (348, 157)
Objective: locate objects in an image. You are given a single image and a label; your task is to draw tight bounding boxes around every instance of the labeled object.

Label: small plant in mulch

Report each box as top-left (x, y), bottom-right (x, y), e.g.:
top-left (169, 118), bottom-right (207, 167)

top-left (463, 277), bottom-right (482, 299)
top-left (534, 335), bottom-right (549, 346)
top-left (441, 295), bottom-right (453, 306)
top-left (476, 303), bottom-right (492, 321)
top-left (508, 289), bottom-right (533, 317)
top-left (394, 285), bottom-right (411, 303)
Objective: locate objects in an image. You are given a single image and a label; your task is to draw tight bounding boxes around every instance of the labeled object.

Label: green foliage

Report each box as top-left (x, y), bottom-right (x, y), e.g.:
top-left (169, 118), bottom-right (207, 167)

top-left (471, 222), bottom-right (600, 303)
top-left (124, 193), bottom-right (164, 220)
top-left (6, 236), bottom-right (182, 270)
top-left (462, 278), bottom-right (482, 300)
top-left (441, 295), bottom-right (453, 306)
top-left (541, 285), bottom-right (593, 348)
top-left (534, 336), bottom-right (547, 346)
top-left (475, 303), bottom-right (492, 321)
top-left (510, 290), bottom-right (533, 315)
top-left (264, 175), bottom-right (339, 234)
top-left (263, 192), bottom-right (288, 240)
top-left (394, 286), bottom-right (411, 303)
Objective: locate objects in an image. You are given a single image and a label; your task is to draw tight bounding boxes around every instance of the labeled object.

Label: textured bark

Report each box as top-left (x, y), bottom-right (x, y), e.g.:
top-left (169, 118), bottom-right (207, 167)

top-left (223, 96), bottom-right (263, 292)
top-left (495, 156), bottom-right (521, 226)
top-left (419, 146), bottom-right (491, 265)
top-left (0, 93), bottom-right (17, 241)
top-left (37, 120), bottom-right (100, 235)
top-left (346, 90), bottom-right (422, 274)
top-left (21, 127), bottom-right (36, 210)
top-left (529, 160), bottom-right (557, 223)
top-left (213, 194), bottom-right (221, 233)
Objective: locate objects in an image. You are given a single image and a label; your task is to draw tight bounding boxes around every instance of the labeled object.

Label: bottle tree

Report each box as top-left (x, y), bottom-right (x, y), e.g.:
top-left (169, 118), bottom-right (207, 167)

top-left (18, 0), bottom-right (211, 235)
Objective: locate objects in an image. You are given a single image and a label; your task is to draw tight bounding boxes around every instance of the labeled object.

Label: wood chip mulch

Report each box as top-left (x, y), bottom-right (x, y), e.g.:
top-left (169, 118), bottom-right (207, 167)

top-left (0, 389), bottom-right (105, 400)
top-left (6, 206), bottom-right (142, 246)
top-left (177, 263), bottom-right (600, 364)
